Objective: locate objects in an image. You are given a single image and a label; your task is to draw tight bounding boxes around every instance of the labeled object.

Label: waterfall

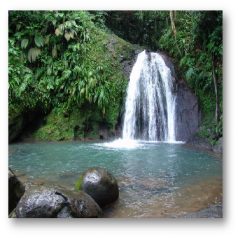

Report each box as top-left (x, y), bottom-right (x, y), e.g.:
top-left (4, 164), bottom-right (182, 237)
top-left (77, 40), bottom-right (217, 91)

top-left (122, 50), bottom-right (177, 142)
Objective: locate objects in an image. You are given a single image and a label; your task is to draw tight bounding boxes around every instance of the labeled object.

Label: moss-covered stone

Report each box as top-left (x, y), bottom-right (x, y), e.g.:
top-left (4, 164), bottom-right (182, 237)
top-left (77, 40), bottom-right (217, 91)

top-left (75, 174), bottom-right (84, 191)
top-left (32, 107), bottom-right (90, 141)
top-left (32, 108), bottom-right (79, 141)
top-left (75, 167), bottom-right (119, 207)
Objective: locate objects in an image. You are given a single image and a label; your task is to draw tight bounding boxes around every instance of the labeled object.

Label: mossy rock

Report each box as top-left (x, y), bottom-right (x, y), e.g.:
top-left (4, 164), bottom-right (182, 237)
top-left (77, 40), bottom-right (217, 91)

top-left (75, 174), bottom-right (84, 191)
top-left (32, 107), bottom-right (103, 141)
top-left (75, 167), bottom-right (119, 207)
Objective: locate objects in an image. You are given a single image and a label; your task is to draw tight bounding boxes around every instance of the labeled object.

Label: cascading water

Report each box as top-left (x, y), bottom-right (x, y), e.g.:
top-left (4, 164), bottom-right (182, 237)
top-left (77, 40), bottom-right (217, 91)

top-left (122, 50), bottom-right (177, 142)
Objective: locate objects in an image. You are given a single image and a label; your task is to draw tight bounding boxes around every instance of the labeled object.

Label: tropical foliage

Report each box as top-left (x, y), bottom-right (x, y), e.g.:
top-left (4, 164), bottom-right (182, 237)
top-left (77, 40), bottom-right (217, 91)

top-left (9, 10), bottom-right (222, 142)
top-left (10, 12), bottom-right (125, 112)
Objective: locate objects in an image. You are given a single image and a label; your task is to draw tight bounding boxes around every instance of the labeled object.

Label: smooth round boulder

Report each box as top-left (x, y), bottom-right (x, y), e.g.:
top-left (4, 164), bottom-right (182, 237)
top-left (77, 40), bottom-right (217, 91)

top-left (15, 186), bottom-right (66, 218)
top-left (15, 186), bottom-right (102, 218)
top-left (67, 190), bottom-right (102, 218)
top-left (76, 167), bottom-right (119, 207)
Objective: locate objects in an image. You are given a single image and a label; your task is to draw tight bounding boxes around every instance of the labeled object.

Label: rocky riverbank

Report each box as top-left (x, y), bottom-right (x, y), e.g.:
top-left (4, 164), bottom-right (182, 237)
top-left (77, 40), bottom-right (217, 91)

top-left (9, 167), bottom-right (222, 218)
top-left (185, 134), bottom-right (223, 158)
top-left (9, 168), bottom-right (119, 218)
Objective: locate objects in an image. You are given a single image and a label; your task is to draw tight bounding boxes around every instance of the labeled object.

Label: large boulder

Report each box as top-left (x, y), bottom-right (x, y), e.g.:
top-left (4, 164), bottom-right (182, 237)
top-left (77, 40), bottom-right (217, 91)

top-left (66, 190), bottom-right (102, 218)
top-left (8, 169), bottom-right (25, 214)
top-left (76, 167), bottom-right (119, 207)
top-left (14, 186), bottom-right (102, 218)
top-left (15, 186), bottom-right (66, 218)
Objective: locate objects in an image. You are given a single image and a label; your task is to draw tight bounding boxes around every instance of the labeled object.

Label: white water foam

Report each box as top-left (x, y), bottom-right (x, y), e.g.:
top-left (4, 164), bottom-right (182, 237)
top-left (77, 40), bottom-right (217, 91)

top-left (99, 50), bottom-right (182, 149)
top-left (96, 139), bottom-right (185, 150)
top-left (96, 138), bottom-right (142, 149)
top-left (122, 50), bottom-right (177, 142)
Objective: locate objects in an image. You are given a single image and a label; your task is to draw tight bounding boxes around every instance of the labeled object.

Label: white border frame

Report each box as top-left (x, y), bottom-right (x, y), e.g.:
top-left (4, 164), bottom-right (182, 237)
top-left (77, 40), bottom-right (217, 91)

top-left (1, 1), bottom-right (237, 237)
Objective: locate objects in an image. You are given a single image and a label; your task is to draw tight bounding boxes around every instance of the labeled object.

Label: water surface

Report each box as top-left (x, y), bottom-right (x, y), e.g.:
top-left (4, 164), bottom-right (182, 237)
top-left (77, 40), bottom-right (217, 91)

top-left (9, 141), bottom-right (222, 217)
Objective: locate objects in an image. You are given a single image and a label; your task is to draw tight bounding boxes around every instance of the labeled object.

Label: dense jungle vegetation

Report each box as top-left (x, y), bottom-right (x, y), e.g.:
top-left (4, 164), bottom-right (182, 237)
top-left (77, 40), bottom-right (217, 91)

top-left (9, 11), bottom-right (222, 143)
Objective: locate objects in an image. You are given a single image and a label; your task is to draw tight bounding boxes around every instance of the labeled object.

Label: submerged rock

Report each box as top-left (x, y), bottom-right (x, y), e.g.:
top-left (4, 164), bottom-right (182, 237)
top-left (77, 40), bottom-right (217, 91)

top-left (8, 169), bottom-right (25, 214)
top-left (76, 167), bottom-right (119, 207)
top-left (14, 186), bottom-right (102, 218)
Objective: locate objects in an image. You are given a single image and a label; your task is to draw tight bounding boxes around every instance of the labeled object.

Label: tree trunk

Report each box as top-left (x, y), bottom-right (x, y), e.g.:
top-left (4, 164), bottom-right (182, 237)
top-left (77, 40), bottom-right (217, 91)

top-left (212, 55), bottom-right (219, 123)
top-left (169, 11), bottom-right (177, 36)
top-left (169, 11), bottom-right (182, 57)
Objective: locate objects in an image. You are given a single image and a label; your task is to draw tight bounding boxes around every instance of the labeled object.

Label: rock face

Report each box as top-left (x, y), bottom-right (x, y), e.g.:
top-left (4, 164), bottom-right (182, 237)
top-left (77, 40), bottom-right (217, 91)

top-left (175, 80), bottom-right (201, 141)
top-left (186, 134), bottom-right (223, 155)
top-left (14, 186), bottom-right (102, 218)
top-left (186, 134), bottom-right (212, 151)
top-left (8, 169), bottom-right (25, 214)
top-left (120, 48), bottom-right (143, 79)
top-left (77, 167), bottom-right (119, 207)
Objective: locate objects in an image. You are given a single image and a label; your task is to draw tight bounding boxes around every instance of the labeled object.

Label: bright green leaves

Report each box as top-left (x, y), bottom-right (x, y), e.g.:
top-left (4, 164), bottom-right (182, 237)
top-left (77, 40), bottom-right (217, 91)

top-left (55, 27), bottom-right (63, 36)
top-left (20, 35), bottom-right (44, 62)
top-left (159, 11), bottom-right (222, 119)
top-left (9, 10), bottom-right (129, 132)
top-left (64, 31), bottom-right (75, 41)
top-left (21, 39), bottom-right (29, 49)
top-left (62, 69), bottom-right (71, 79)
top-left (69, 63), bottom-right (111, 114)
top-left (185, 68), bottom-right (195, 81)
top-left (34, 35), bottom-right (44, 47)
top-left (54, 18), bottom-right (87, 43)
top-left (52, 44), bottom-right (57, 58)
top-left (27, 47), bottom-right (41, 62)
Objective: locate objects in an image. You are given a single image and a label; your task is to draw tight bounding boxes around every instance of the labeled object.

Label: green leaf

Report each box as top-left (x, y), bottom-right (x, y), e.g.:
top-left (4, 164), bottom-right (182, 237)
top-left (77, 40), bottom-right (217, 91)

top-left (64, 31), bottom-right (75, 41)
top-left (64, 32), bottom-right (71, 41)
top-left (27, 48), bottom-right (41, 62)
top-left (80, 88), bottom-right (85, 97)
top-left (185, 68), bottom-right (194, 80)
top-left (21, 39), bottom-right (29, 49)
top-left (45, 35), bottom-right (50, 45)
top-left (52, 45), bottom-right (57, 58)
top-left (52, 19), bottom-right (57, 26)
top-left (47, 67), bottom-right (52, 75)
top-left (34, 35), bottom-right (44, 47)
top-left (55, 28), bottom-right (62, 36)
